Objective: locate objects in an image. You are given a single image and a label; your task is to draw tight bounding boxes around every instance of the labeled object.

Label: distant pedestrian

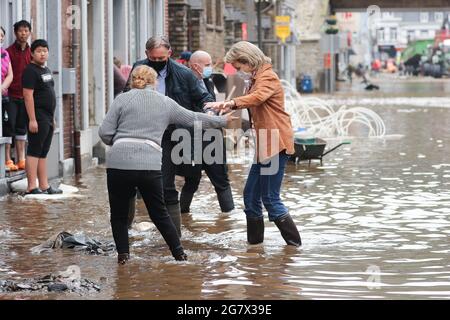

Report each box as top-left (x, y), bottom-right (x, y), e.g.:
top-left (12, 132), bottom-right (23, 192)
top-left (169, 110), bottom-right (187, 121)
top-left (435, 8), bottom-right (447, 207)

top-left (114, 56), bottom-right (132, 82)
top-left (176, 51), bottom-right (192, 67)
top-left (22, 39), bottom-right (62, 195)
top-left (1, 26), bottom-right (16, 171)
top-left (113, 64), bottom-right (126, 97)
top-left (6, 20), bottom-right (32, 171)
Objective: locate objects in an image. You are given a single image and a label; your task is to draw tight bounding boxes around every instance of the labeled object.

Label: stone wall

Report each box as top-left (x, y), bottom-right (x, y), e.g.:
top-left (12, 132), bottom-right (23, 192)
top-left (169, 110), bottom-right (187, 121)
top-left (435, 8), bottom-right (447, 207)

top-left (295, 0), bottom-right (330, 91)
top-left (203, 29), bottom-right (225, 62)
top-left (296, 40), bottom-right (324, 89)
top-left (168, 1), bottom-right (190, 55)
top-left (169, 0), bottom-right (225, 62)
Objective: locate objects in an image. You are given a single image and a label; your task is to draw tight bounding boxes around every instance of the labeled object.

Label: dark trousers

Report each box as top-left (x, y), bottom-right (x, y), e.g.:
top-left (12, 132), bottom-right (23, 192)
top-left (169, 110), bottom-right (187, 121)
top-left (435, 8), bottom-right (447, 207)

top-left (7, 98), bottom-right (28, 138)
top-left (243, 151), bottom-right (290, 221)
top-left (161, 130), bottom-right (180, 205)
top-left (107, 169), bottom-right (184, 257)
top-left (182, 163), bottom-right (235, 212)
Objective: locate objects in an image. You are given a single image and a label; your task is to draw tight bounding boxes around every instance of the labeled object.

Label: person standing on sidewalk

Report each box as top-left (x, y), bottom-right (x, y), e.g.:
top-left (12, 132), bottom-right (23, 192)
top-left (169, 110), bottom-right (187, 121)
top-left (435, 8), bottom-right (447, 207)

top-left (22, 39), bottom-right (61, 195)
top-left (1, 26), bottom-right (15, 171)
top-left (206, 41), bottom-right (302, 247)
top-left (99, 65), bottom-right (236, 264)
top-left (6, 20), bottom-right (32, 171)
top-left (124, 36), bottom-right (214, 237)
top-left (178, 50), bottom-right (235, 214)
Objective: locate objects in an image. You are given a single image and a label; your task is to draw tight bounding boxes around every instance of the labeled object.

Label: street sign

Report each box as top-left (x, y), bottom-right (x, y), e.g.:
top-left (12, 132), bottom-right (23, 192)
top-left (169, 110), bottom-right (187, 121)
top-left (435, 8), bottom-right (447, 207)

top-left (320, 34), bottom-right (340, 54)
top-left (275, 15), bottom-right (291, 43)
top-left (324, 53), bottom-right (332, 69)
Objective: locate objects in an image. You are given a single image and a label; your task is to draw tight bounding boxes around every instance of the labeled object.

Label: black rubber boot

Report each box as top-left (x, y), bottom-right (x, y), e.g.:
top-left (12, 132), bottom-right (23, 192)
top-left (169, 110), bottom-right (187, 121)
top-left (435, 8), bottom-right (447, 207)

top-left (246, 216), bottom-right (264, 244)
top-left (217, 188), bottom-right (235, 213)
top-left (180, 192), bottom-right (194, 214)
top-left (127, 196), bottom-right (136, 230)
top-left (167, 203), bottom-right (182, 238)
top-left (117, 253), bottom-right (130, 265)
top-left (174, 252), bottom-right (188, 261)
top-left (274, 214), bottom-right (302, 247)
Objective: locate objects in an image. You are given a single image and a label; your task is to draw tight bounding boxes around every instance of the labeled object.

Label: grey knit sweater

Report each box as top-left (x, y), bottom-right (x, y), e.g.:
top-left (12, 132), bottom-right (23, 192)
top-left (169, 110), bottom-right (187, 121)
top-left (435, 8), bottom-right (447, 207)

top-left (98, 87), bottom-right (227, 171)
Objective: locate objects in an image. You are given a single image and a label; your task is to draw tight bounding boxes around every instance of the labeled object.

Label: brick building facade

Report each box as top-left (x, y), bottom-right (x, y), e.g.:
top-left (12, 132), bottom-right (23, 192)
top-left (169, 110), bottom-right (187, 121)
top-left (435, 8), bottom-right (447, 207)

top-left (0, 0), bottom-right (167, 194)
top-left (168, 0), bottom-right (225, 64)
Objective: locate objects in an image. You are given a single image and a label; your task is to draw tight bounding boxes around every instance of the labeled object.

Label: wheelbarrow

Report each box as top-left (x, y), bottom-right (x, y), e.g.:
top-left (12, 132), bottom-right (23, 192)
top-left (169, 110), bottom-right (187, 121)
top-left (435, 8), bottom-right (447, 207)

top-left (290, 138), bottom-right (351, 166)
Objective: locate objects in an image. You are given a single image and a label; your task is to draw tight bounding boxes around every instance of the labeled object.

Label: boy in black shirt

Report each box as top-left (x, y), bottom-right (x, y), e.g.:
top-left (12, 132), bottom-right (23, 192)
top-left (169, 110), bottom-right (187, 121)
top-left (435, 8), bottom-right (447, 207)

top-left (22, 39), bottom-right (62, 195)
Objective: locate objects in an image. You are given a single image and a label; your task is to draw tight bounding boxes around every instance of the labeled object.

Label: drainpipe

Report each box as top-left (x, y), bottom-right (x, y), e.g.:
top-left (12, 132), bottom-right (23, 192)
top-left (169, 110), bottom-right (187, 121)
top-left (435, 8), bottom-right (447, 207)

top-left (72, 0), bottom-right (82, 174)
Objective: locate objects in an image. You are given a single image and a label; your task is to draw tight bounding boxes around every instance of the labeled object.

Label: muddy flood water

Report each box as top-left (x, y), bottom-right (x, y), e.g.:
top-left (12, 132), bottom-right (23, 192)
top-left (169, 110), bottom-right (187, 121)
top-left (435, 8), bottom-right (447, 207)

top-left (1, 83), bottom-right (450, 300)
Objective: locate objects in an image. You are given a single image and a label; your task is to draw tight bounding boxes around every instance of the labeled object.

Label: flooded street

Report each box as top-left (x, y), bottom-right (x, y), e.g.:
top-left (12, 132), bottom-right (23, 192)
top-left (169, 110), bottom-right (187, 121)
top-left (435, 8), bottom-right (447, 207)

top-left (1, 80), bottom-right (450, 300)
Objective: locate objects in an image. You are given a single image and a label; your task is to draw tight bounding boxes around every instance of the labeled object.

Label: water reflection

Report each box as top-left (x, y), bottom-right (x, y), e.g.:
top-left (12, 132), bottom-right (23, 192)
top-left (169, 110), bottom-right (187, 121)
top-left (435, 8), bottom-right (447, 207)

top-left (1, 93), bottom-right (450, 299)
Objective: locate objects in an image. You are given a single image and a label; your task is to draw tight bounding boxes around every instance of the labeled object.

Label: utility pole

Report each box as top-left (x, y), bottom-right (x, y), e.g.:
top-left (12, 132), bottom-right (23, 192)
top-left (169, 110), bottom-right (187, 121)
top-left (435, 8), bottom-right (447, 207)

top-left (256, 0), bottom-right (263, 48)
top-left (245, 0), bottom-right (257, 43)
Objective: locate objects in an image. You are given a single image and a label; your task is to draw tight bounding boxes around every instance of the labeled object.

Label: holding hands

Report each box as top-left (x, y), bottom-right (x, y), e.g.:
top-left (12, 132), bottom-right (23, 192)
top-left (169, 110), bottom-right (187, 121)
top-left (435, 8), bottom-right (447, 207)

top-left (204, 100), bottom-right (236, 115)
top-left (204, 101), bottom-right (239, 125)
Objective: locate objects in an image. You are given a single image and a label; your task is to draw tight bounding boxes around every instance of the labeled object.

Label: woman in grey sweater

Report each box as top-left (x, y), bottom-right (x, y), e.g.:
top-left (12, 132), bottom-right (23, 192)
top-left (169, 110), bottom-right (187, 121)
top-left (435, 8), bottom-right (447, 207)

top-left (99, 65), bottom-right (234, 264)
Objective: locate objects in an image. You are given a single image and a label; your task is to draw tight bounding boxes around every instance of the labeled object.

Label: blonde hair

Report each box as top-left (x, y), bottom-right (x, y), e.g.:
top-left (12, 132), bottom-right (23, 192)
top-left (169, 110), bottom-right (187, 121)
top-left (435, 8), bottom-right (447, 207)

top-left (225, 41), bottom-right (271, 71)
top-left (130, 65), bottom-right (157, 89)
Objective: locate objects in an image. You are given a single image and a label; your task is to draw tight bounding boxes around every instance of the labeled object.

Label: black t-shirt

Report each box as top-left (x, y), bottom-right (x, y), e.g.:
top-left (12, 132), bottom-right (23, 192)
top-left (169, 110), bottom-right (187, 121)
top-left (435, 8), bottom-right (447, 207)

top-left (22, 63), bottom-right (56, 122)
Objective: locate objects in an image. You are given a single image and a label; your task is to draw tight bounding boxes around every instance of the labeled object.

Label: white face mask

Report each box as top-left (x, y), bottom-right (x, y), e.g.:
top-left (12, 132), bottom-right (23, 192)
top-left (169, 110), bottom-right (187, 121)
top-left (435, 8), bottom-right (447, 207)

top-left (237, 70), bottom-right (252, 81)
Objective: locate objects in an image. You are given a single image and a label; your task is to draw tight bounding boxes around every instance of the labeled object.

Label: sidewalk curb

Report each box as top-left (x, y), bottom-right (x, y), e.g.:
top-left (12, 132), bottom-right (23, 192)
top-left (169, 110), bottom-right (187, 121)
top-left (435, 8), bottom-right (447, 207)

top-left (0, 179), bottom-right (9, 196)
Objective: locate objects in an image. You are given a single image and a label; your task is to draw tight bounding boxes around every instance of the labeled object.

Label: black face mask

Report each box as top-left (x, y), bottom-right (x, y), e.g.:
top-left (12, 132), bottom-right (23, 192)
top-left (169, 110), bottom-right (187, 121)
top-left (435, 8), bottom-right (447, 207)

top-left (148, 60), bottom-right (167, 73)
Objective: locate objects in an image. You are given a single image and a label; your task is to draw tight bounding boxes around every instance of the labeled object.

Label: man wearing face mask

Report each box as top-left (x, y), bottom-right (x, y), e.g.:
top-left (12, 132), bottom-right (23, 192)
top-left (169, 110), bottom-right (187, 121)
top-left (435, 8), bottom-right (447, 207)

top-left (123, 36), bottom-right (214, 237)
top-left (177, 51), bottom-right (235, 215)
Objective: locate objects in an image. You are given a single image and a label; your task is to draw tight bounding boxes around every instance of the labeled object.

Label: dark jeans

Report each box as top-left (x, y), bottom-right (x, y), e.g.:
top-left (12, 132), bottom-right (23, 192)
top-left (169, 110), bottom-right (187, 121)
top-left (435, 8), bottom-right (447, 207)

top-left (107, 169), bottom-right (184, 257)
top-left (243, 151), bottom-right (290, 221)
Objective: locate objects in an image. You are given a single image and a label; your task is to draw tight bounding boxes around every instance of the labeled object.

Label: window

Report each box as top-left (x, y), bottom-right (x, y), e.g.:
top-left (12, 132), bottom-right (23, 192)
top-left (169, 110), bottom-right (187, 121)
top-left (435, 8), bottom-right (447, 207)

top-left (36, 0), bottom-right (47, 39)
top-left (215, 0), bottom-right (222, 26)
top-left (378, 28), bottom-right (385, 41)
top-left (421, 30), bottom-right (429, 38)
top-left (390, 28), bottom-right (397, 41)
top-left (206, 0), bottom-right (213, 25)
top-left (407, 30), bottom-right (415, 41)
top-left (420, 12), bottom-right (429, 23)
top-left (383, 12), bottom-right (393, 19)
top-left (435, 12), bottom-right (444, 22)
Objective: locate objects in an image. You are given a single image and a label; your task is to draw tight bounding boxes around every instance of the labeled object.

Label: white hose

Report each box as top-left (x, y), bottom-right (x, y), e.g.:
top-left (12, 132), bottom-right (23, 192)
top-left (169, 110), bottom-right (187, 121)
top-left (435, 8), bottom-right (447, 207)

top-left (281, 80), bottom-right (386, 138)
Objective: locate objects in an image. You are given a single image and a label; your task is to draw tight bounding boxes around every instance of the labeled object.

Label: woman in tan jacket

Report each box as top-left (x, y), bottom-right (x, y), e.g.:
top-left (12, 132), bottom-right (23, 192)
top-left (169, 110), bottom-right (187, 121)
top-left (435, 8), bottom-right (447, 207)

top-left (206, 41), bottom-right (301, 247)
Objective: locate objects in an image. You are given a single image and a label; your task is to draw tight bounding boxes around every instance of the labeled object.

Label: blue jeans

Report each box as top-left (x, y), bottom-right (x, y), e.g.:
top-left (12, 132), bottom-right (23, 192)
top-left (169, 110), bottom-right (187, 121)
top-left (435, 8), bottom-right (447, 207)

top-left (244, 151), bottom-right (290, 221)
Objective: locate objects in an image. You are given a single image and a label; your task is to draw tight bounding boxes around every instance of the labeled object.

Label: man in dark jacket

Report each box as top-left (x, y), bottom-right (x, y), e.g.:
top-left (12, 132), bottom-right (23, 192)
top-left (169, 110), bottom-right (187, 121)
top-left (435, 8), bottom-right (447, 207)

top-left (124, 36), bottom-right (213, 236)
top-left (179, 50), bottom-right (235, 215)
